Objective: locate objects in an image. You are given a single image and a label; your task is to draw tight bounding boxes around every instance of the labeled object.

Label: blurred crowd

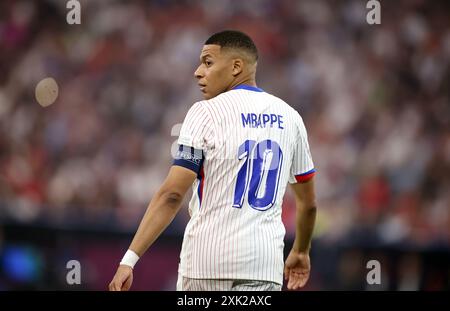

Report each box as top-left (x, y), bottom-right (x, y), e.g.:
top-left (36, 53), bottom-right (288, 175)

top-left (0, 0), bottom-right (449, 250)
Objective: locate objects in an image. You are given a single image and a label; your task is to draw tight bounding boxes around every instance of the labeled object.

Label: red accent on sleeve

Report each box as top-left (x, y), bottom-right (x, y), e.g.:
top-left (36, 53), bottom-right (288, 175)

top-left (295, 171), bottom-right (316, 183)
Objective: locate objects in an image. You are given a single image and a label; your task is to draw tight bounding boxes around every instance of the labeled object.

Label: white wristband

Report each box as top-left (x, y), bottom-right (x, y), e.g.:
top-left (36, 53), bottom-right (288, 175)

top-left (120, 250), bottom-right (140, 268)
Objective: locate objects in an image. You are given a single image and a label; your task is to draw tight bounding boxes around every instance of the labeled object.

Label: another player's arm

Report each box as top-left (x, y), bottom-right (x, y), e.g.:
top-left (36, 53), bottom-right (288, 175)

top-left (109, 165), bottom-right (196, 291)
top-left (284, 178), bottom-right (317, 290)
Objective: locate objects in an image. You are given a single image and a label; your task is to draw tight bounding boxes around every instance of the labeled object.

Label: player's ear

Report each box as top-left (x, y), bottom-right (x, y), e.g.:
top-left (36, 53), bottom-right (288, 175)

top-left (231, 58), bottom-right (244, 76)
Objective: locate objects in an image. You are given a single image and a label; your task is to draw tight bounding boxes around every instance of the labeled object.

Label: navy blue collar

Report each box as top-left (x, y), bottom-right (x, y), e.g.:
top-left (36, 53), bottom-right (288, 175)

top-left (232, 84), bottom-right (264, 92)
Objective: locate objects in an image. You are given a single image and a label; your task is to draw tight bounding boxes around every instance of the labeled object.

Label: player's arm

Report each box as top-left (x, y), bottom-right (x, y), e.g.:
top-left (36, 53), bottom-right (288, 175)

top-left (284, 177), bottom-right (317, 290)
top-left (128, 165), bottom-right (196, 256)
top-left (290, 178), bottom-right (317, 253)
top-left (109, 165), bottom-right (196, 291)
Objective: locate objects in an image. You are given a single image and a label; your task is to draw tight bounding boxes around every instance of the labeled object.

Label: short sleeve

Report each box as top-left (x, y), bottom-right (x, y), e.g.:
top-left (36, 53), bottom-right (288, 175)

top-left (289, 115), bottom-right (316, 184)
top-left (178, 102), bottom-right (214, 151)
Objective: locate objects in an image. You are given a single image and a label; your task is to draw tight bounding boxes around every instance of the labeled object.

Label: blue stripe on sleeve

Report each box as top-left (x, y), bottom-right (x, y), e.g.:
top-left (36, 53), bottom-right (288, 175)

top-left (297, 168), bottom-right (316, 176)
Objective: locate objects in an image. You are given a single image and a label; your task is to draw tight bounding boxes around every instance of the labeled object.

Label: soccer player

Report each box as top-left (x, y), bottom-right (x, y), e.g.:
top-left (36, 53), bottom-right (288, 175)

top-left (109, 30), bottom-right (317, 291)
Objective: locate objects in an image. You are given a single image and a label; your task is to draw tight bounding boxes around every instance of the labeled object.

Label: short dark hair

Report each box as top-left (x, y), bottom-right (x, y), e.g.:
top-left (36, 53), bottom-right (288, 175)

top-left (205, 30), bottom-right (258, 62)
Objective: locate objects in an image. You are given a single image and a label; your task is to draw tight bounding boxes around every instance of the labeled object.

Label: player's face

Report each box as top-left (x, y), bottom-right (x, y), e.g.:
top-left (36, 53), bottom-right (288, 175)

top-left (194, 45), bottom-right (234, 100)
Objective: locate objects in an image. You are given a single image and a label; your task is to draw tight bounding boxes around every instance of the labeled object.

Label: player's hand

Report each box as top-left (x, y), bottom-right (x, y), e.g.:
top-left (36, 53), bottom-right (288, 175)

top-left (109, 265), bottom-right (133, 291)
top-left (284, 250), bottom-right (311, 290)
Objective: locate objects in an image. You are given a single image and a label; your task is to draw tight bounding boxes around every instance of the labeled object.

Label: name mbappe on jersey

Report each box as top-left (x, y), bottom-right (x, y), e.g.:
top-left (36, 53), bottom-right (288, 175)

top-left (241, 113), bottom-right (284, 129)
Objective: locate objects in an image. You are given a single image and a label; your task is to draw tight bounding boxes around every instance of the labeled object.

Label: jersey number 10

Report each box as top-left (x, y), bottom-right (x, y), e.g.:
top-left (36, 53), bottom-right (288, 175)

top-left (233, 139), bottom-right (283, 211)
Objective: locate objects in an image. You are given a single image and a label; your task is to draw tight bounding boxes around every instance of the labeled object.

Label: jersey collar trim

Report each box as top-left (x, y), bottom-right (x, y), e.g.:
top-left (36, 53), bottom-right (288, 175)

top-left (232, 85), bottom-right (264, 92)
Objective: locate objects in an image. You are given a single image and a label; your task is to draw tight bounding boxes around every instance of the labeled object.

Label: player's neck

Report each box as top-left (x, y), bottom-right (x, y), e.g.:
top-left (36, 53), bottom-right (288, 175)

top-left (228, 78), bottom-right (257, 91)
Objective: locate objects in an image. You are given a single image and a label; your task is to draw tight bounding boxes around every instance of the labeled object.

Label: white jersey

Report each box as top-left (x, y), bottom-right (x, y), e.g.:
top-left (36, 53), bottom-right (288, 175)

top-left (176, 85), bottom-right (315, 285)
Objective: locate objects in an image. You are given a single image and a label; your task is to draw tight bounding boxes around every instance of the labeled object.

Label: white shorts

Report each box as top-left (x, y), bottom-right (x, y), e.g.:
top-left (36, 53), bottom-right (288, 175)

top-left (176, 274), bottom-right (282, 291)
